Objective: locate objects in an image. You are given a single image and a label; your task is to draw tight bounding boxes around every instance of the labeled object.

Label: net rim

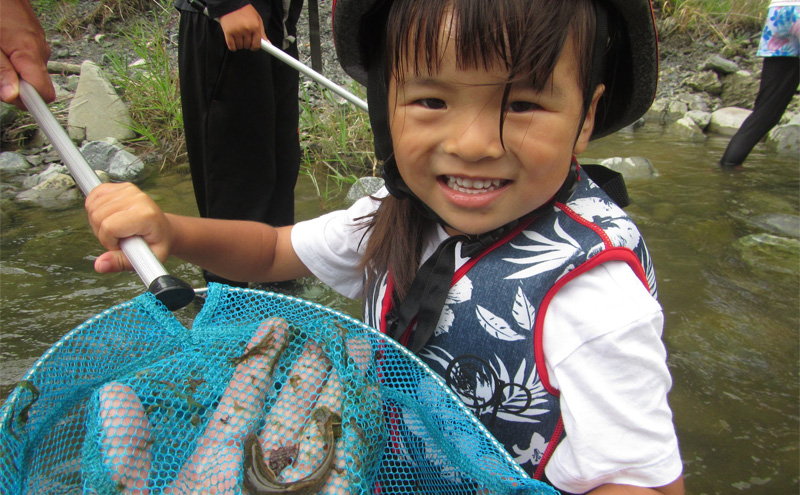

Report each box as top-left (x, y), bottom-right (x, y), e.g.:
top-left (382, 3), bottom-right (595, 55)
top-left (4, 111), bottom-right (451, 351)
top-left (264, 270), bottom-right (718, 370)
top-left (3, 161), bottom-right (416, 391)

top-left (1, 284), bottom-right (529, 480)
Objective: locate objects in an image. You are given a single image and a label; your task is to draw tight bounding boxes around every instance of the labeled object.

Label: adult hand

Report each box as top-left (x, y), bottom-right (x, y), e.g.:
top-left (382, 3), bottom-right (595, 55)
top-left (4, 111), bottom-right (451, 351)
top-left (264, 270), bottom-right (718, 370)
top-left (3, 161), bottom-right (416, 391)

top-left (0, 0), bottom-right (56, 109)
top-left (218, 4), bottom-right (268, 51)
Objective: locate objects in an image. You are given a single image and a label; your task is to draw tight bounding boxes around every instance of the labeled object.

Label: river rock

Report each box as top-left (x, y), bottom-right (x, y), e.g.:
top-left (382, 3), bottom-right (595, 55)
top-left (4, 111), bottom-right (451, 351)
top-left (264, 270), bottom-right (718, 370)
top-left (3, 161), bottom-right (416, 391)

top-left (745, 213), bottom-right (800, 239)
top-left (645, 98), bottom-right (669, 125)
top-left (107, 148), bottom-right (147, 182)
top-left (702, 54), bottom-right (740, 75)
top-left (666, 100), bottom-right (689, 123)
top-left (720, 71), bottom-right (759, 109)
top-left (672, 116), bottom-right (707, 140)
top-left (79, 140), bottom-right (119, 172)
top-left (15, 173), bottom-right (79, 207)
top-left (79, 140), bottom-right (149, 182)
top-left (21, 163), bottom-right (69, 189)
top-left (708, 107), bottom-right (751, 136)
top-left (67, 60), bottom-right (135, 143)
top-left (734, 233), bottom-right (800, 275)
top-left (0, 184), bottom-right (17, 200)
top-left (677, 92), bottom-right (712, 113)
top-left (345, 176), bottom-right (384, 206)
top-left (767, 114), bottom-right (799, 156)
top-left (684, 70), bottom-right (722, 95)
top-left (0, 151), bottom-right (32, 174)
top-left (583, 156), bottom-right (658, 180)
top-left (686, 110), bottom-right (712, 130)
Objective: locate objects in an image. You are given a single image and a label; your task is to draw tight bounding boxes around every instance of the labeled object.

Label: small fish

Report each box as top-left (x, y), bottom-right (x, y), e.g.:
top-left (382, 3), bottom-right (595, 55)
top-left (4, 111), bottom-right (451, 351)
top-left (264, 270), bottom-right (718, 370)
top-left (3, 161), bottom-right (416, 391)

top-left (243, 407), bottom-right (342, 494)
top-left (6, 380), bottom-right (40, 439)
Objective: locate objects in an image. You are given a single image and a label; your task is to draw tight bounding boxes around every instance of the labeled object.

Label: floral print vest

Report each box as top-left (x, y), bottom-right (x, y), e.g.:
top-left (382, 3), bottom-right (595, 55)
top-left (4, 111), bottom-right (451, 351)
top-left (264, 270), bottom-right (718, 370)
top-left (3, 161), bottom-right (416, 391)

top-left (363, 167), bottom-right (657, 478)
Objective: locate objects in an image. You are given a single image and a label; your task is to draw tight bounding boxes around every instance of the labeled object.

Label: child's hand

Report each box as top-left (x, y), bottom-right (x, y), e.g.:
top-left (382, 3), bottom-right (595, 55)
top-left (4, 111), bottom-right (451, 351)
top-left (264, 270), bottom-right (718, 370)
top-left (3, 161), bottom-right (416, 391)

top-left (85, 182), bottom-right (173, 274)
top-left (218, 4), bottom-right (268, 51)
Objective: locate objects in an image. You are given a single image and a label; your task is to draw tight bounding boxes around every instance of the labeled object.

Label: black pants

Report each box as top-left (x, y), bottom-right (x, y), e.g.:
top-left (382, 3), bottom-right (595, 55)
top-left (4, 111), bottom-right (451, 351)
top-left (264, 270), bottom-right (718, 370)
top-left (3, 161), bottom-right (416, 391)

top-left (721, 56), bottom-right (799, 167)
top-left (178, 2), bottom-right (302, 285)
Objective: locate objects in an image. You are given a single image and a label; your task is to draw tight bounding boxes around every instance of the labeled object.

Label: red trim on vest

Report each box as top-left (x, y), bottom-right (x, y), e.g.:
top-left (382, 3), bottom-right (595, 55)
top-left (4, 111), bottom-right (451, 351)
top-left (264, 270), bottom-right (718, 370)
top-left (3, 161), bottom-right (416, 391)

top-left (555, 202), bottom-right (613, 248)
top-left (534, 416), bottom-right (565, 480)
top-left (534, 246), bottom-right (650, 396)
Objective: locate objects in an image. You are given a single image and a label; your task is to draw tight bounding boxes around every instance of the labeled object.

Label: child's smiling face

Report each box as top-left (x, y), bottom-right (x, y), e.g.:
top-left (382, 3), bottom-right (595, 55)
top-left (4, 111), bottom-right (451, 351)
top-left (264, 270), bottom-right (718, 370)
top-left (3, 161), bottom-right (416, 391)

top-left (388, 29), bottom-right (602, 236)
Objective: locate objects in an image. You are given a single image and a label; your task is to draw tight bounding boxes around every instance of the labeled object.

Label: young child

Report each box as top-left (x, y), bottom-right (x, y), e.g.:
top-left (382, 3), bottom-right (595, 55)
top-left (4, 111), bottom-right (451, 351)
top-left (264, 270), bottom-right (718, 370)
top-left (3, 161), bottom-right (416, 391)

top-left (86, 0), bottom-right (685, 492)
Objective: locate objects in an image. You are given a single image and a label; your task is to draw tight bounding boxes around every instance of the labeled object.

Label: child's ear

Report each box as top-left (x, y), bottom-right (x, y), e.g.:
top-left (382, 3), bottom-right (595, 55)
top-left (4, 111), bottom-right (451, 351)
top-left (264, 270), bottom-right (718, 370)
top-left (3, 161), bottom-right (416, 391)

top-left (573, 84), bottom-right (605, 154)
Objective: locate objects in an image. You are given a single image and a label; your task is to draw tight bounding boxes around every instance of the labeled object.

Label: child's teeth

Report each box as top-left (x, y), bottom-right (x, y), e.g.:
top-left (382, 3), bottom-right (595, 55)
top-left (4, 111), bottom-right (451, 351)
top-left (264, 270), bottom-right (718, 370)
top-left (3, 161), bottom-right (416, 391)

top-left (447, 176), bottom-right (503, 194)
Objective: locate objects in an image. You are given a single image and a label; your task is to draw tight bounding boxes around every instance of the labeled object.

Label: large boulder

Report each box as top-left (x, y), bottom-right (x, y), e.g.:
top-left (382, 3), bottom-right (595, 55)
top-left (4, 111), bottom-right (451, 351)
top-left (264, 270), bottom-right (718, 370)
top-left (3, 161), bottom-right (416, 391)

top-left (67, 61), bottom-right (135, 143)
top-left (708, 107), bottom-right (752, 136)
top-left (720, 71), bottom-right (759, 109)
top-left (767, 113), bottom-right (800, 157)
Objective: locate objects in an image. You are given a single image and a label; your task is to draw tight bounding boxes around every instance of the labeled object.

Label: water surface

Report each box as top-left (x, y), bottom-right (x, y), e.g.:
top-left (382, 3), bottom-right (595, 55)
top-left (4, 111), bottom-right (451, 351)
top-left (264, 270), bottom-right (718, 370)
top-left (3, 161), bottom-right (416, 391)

top-left (1, 126), bottom-right (797, 493)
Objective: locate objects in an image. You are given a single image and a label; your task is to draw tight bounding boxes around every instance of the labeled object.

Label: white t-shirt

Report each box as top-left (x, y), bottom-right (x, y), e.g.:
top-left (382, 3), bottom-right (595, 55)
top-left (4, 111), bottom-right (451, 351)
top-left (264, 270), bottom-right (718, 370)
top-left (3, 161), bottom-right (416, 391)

top-left (291, 189), bottom-right (683, 492)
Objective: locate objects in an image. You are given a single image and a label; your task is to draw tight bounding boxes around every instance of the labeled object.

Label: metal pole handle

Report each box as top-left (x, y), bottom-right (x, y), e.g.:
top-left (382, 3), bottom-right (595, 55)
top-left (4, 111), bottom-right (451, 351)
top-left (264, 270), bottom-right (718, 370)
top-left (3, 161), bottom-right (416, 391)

top-left (258, 40), bottom-right (368, 112)
top-left (19, 80), bottom-right (195, 311)
top-left (187, 0), bottom-right (368, 112)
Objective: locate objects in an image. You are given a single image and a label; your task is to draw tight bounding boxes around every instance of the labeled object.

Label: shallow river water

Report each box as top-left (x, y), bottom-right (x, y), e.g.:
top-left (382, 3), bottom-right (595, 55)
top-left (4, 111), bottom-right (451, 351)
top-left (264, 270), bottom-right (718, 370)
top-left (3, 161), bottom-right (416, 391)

top-left (1, 125), bottom-right (798, 493)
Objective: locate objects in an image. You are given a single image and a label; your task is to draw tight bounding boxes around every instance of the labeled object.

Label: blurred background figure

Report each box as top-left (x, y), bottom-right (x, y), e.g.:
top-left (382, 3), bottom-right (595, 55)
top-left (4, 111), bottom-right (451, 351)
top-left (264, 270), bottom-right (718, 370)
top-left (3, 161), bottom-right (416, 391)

top-left (720, 0), bottom-right (799, 169)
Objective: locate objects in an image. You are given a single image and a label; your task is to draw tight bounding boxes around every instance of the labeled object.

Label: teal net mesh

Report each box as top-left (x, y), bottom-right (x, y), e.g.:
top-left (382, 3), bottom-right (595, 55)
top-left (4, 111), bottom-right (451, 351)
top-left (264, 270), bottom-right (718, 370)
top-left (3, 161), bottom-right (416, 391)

top-left (1, 283), bottom-right (558, 495)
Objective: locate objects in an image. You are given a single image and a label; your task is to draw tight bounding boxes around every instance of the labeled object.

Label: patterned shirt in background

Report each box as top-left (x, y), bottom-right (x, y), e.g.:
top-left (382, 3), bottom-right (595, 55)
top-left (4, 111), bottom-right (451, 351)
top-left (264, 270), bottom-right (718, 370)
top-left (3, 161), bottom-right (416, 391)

top-left (758, 1), bottom-right (800, 57)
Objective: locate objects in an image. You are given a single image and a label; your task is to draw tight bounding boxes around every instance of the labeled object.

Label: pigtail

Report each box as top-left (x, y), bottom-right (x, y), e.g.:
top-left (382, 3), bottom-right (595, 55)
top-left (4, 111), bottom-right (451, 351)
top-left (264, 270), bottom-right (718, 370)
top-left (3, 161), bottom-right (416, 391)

top-left (358, 195), bottom-right (431, 302)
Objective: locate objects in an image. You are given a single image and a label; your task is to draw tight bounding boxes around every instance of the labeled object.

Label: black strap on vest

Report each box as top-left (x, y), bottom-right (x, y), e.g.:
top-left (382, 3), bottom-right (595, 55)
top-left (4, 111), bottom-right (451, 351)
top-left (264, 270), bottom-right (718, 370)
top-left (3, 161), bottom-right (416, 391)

top-left (581, 164), bottom-right (630, 208)
top-left (387, 235), bottom-right (464, 353)
top-left (387, 221), bottom-right (522, 354)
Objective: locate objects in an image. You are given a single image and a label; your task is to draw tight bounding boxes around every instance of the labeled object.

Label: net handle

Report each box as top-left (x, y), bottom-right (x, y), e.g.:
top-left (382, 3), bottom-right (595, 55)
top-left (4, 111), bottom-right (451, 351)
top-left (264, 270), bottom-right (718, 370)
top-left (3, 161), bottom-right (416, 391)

top-left (18, 80), bottom-right (195, 311)
top-left (188, 0), bottom-right (369, 112)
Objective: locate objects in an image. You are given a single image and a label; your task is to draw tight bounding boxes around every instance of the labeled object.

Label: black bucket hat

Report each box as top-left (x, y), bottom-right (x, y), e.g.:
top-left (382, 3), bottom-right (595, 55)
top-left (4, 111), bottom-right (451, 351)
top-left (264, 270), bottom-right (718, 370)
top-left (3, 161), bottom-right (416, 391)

top-left (332, 0), bottom-right (659, 140)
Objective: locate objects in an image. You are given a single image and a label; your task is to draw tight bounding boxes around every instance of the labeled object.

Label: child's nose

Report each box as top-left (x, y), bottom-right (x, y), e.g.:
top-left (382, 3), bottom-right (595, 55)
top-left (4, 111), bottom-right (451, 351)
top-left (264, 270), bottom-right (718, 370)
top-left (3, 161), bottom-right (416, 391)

top-left (441, 109), bottom-right (505, 162)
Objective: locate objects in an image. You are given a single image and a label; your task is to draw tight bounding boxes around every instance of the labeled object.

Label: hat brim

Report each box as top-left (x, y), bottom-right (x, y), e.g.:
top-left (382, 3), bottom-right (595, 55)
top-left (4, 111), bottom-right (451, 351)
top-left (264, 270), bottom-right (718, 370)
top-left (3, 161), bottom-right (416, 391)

top-left (332, 0), bottom-right (659, 140)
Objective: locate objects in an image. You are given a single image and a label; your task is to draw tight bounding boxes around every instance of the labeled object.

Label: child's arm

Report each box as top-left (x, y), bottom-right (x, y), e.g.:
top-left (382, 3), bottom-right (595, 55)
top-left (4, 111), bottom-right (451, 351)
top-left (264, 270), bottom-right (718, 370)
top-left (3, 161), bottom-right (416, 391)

top-left (217, 3), bottom-right (268, 51)
top-left (543, 261), bottom-right (683, 493)
top-left (85, 182), bottom-right (311, 283)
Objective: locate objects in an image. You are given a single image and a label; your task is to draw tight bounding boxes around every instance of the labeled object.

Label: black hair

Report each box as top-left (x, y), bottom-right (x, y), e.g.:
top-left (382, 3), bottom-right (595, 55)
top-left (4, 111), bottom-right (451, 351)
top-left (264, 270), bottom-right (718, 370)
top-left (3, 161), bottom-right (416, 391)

top-left (359, 0), bottom-right (602, 301)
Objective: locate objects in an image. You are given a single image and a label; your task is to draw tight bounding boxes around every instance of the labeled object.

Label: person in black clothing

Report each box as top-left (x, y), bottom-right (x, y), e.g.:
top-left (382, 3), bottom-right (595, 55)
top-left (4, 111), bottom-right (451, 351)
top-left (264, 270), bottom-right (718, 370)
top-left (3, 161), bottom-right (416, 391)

top-left (175, 0), bottom-right (303, 287)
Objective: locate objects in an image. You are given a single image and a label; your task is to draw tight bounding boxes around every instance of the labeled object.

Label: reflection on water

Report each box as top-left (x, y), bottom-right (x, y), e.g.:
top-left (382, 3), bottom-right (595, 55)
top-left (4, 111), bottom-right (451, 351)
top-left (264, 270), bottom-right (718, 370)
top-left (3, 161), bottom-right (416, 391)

top-left (1, 127), bottom-right (798, 493)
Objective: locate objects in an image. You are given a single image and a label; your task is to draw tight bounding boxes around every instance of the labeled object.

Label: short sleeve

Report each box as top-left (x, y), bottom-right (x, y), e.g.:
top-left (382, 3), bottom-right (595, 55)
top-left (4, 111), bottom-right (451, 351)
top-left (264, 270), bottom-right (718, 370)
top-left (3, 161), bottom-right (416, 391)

top-left (291, 189), bottom-right (386, 299)
top-left (542, 261), bottom-right (683, 492)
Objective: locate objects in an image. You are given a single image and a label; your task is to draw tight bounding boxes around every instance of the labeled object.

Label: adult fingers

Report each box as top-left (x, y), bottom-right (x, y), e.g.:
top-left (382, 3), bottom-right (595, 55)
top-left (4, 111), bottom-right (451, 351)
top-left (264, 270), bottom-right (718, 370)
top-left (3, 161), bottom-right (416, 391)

top-left (171, 317), bottom-right (291, 492)
top-left (279, 368), bottom-right (343, 483)
top-left (97, 382), bottom-right (153, 495)
top-left (258, 338), bottom-right (331, 451)
top-left (0, 51), bottom-right (21, 107)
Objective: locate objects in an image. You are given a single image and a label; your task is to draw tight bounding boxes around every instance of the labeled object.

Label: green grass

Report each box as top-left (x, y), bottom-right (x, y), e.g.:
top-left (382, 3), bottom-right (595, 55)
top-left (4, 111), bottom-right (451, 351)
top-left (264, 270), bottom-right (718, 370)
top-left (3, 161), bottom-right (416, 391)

top-left (104, 3), bottom-right (185, 168)
top-left (658, 0), bottom-right (769, 43)
top-left (298, 82), bottom-right (376, 207)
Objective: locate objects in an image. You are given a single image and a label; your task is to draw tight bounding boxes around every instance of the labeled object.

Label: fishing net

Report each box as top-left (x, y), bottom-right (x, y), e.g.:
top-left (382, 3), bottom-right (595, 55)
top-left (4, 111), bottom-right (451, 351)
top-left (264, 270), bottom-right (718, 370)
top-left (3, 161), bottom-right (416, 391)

top-left (1, 283), bottom-right (557, 495)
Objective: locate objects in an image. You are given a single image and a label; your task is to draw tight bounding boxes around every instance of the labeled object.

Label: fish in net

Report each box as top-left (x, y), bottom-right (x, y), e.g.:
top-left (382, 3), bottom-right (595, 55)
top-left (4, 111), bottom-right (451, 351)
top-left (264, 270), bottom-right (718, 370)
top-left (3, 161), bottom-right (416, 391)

top-left (1, 284), bottom-right (558, 494)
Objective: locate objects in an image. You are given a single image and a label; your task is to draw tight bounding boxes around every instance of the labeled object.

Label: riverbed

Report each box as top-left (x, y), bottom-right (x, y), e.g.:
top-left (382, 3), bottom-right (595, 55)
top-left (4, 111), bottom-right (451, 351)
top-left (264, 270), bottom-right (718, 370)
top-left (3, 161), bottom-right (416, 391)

top-left (1, 124), bottom-right (798, 493)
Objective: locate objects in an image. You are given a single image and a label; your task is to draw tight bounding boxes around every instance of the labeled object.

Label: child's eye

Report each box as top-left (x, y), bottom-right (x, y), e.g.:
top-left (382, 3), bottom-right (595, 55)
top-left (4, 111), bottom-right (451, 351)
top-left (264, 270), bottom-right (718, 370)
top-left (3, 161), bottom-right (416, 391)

top-left (415, 98), bottom-right (447, 110)
top-left (508, 101), bottom-right (540, 113)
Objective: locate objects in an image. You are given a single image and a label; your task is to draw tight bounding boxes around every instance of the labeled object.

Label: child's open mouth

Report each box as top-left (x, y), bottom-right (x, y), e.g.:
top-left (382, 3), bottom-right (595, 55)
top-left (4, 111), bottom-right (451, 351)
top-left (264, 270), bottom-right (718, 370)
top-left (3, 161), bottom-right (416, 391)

top-left (444, 176), bottom-right (509, 194)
